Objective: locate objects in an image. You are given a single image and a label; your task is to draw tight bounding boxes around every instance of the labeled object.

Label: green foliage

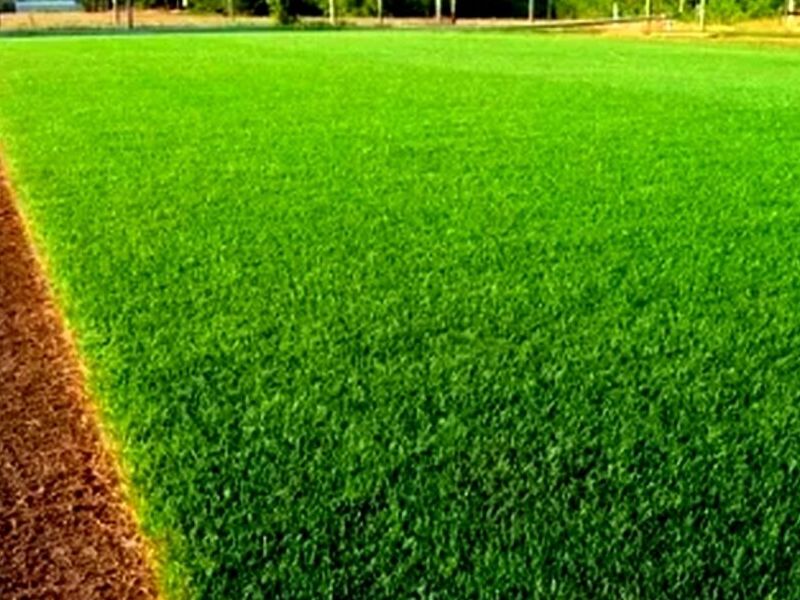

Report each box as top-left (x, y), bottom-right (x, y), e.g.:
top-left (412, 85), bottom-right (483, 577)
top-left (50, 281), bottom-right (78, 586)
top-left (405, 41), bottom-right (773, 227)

top-left (705, 0), bottom-right (784, 21)
top-left (2, 32), bottom-right (800, 599)
top-left (121, 0), bottom-right (790, 21)
top-left (710, 0), bottom-right (744, 21)
top-left (287, 0), bottom-right (785, 19)
top-left (186, 0), bottom-right (227, 14)
top-left (270, 0), bottom-right (295, 21)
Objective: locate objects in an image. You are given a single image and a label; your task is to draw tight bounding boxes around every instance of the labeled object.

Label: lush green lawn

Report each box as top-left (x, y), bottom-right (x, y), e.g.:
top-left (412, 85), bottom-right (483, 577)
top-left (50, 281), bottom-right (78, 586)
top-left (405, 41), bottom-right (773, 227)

top-left (2, 31), bottom-right (800, 598)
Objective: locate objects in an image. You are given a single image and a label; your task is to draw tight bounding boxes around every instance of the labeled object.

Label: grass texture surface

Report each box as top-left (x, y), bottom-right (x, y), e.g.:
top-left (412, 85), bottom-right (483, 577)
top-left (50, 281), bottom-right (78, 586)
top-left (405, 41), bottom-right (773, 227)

top-left (2, 31), bottom-right (800, 598)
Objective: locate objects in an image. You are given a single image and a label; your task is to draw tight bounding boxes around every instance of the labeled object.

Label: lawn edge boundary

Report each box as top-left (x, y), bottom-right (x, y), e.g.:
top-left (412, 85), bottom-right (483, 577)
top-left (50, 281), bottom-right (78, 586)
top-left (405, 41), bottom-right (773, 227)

top-left (0, 156), bottom-right (161, 598)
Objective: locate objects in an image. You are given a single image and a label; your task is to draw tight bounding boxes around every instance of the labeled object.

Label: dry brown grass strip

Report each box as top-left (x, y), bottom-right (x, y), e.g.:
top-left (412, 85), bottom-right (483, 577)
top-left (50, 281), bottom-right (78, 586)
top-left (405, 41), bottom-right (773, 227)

top-left (0, 167), bottom-right (158, 599)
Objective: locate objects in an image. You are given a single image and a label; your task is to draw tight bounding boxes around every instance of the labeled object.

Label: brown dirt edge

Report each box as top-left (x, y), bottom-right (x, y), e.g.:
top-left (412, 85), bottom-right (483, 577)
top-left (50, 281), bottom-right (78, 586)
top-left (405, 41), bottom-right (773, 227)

top-left (0, 164), bottom-right (159, 598)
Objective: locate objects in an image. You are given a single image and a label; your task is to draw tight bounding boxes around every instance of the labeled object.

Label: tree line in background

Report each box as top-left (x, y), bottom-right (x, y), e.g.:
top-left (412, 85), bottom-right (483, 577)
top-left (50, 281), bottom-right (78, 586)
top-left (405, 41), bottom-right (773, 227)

top-left (82, 0), bottom-right (790, 24)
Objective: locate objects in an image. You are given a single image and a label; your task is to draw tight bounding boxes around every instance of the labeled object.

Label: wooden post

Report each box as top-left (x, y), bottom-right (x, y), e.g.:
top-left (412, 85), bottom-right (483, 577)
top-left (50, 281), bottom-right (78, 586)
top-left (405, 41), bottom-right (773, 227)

top-left (450, 0), bottom-right (456, 22)
top-left (329, 0), bottom-right (336, 24)
top-left (699, 0), bottom-right (705, 30)
top-left (126, 0), bottom-right (133, 29)
top-left (528, 0), bottom-right (534, 21)
top-left (435, 0), bottom-right (442, 22)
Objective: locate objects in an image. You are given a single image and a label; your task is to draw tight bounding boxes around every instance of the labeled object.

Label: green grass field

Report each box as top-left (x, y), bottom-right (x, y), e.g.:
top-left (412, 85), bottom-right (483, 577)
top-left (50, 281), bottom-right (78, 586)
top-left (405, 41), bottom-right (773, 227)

top-left (2, 31), bottom-right (800, 598)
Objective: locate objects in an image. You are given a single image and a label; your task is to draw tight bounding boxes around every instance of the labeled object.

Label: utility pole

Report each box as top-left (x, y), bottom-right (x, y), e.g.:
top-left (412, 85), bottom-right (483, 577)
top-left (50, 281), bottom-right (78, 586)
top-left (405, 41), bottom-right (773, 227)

top-left (528, 0), bottom-right (534, 22)
top-left (450, 0), bottom-right (456, 23)
top-left (329, 0), bottom-right (336, 24)
top-left (436, 0), bottom-right (442, 22)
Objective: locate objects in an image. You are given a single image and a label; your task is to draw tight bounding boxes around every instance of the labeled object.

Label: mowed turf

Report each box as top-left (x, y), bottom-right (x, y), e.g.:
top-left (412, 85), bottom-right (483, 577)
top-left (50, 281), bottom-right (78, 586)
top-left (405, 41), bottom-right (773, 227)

top-left (2, 31), bottom-right (800, 597)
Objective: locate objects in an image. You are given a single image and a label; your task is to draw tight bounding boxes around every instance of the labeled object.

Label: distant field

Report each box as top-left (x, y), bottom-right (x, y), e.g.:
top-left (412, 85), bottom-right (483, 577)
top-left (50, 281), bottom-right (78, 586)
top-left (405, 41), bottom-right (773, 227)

top-left (2, 32), bottom-right (800, 598)
top-left (1, 11), bottom-right (797, 40)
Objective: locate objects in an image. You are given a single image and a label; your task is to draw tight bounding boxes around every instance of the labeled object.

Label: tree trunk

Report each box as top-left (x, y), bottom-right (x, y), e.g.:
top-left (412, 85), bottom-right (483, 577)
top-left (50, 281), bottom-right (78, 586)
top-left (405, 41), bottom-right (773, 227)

top-left (126, 0), bottom-right (133, 29)
top-left (329, 0), bottom-right (336, 24)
